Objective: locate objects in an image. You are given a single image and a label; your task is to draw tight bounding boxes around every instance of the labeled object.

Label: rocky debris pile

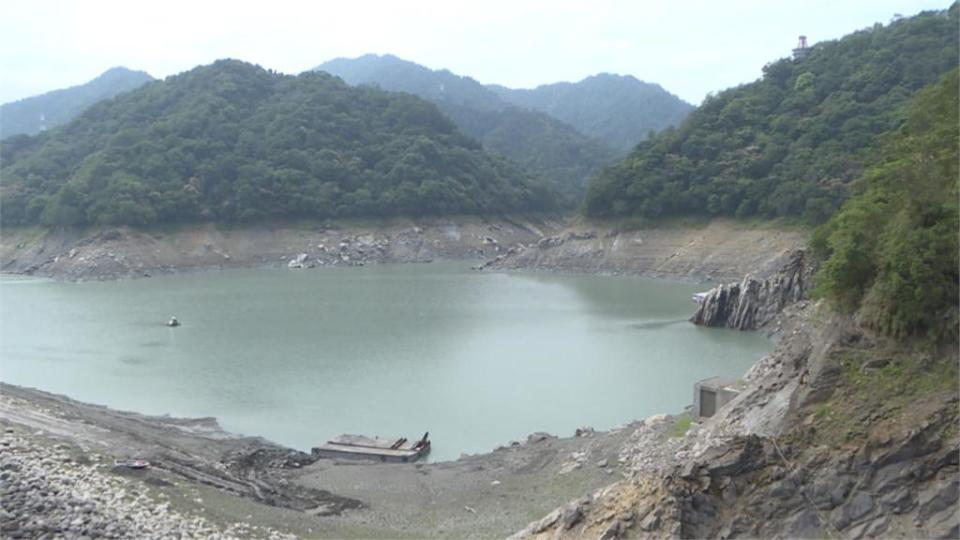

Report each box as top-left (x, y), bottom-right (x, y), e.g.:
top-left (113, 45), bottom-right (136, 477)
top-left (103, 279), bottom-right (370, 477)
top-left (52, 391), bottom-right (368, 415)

top-left (286, 233), bottom-right (392, 269)
top-left (619, 414), bottom-right (686, 475)
top-left (691, 249), bottom-right (809, 330)
top-left (534, 230), bottom-right (598, 251)
top-left (472, 243), bottom-right (528, 270)
top-left (0, 429), bottom-right (294, 539)
top-left (509, 482), bottom-right (649, 540)
top-left (475, 230), bottom-right (600, 271)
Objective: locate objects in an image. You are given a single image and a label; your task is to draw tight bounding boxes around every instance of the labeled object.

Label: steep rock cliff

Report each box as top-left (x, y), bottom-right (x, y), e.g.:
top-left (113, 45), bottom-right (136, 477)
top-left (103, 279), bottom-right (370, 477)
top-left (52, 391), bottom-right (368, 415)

top-left (691, 250), bottom-right (809, 330)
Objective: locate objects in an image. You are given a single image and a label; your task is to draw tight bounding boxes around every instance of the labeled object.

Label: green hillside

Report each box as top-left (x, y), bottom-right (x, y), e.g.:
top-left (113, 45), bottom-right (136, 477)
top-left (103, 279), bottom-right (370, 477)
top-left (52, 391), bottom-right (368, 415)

top-left (813, 68), bottom-right (958, 340)
top-left (0, 67), bottom-right (154, 139)
top-left (584, 6), bottom-right (958, 224)
top-left (317, 55), bottom-right (618, 204)
top-left (489, 74), bottom-right (694, 152)
top-left (0, 60), bottom-right (555, 226)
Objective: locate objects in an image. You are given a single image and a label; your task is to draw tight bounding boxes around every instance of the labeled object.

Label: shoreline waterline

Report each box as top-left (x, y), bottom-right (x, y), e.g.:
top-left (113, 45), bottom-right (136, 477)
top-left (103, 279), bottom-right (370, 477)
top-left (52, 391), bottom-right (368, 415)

top-left (0, 262), bottom-right (770, 461)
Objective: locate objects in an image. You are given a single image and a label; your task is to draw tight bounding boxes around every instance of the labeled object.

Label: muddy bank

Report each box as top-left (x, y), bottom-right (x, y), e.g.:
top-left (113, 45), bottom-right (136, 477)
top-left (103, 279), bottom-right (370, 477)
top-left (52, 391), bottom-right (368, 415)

top-left (478, 219), bottom-right (808, 282)
top-left (1, 216), bottom-right (805, 282)
top-left (0, 383), bottom-right (685, 538)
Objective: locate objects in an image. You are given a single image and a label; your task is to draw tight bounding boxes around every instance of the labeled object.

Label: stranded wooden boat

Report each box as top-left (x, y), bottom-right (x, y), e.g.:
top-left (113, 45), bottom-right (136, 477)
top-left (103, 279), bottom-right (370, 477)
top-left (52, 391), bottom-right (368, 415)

top-left (312, 432), bottom-right (430, 462)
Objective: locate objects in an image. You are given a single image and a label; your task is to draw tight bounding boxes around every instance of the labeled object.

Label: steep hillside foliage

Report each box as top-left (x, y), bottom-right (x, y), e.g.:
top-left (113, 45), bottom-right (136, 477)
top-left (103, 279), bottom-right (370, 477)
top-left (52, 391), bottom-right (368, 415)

top-left (0, 60), bottom-right (555, 226)
top-left (0, 67), bottom-right (154, 139)
top-left (489, 74), bottom-right (694, 151)
top-left (812, 69), bottom-right (958, 340)
top-left (317, 55), bottom-right (617, 204)
top-left (585, 6), bottom-right (958, 224)
top-left (440, 103), bottom-right (617, 203)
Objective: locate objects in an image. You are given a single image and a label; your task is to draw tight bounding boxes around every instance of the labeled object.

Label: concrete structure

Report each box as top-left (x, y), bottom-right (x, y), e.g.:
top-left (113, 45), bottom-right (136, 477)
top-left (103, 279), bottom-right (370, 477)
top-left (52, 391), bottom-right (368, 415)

top-left (693, 376), bottom-right (746, 419)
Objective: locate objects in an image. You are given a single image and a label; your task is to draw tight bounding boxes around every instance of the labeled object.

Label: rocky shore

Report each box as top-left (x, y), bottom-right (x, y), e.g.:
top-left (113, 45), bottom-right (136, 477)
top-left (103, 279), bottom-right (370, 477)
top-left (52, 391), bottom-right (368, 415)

top-left (0, 216), bottom-right (557, 281)
top-left (511, 300), bottom-right (960, 539)
top-left (0, 425), bottom-right (293, 539)
top-left (477, 219), bottom-right (807, 282)
top-left (0, 217), bottom-right (805, 283)
top-left (4, 219), bottom-right (955, 539)
top-left (0, 382), bottom-right (679, 538)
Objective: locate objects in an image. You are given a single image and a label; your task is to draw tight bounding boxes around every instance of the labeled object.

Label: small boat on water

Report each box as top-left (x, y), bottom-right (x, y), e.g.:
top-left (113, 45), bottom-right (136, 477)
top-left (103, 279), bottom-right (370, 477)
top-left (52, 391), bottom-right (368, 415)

top-left (312, 432), bottom-right (430, 463)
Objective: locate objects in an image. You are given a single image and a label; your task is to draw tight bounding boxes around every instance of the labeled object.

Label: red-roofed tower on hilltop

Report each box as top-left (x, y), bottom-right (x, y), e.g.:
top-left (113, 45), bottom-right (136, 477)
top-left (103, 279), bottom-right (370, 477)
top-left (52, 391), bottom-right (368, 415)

top-left (792, 35), bottom-right (811, 60)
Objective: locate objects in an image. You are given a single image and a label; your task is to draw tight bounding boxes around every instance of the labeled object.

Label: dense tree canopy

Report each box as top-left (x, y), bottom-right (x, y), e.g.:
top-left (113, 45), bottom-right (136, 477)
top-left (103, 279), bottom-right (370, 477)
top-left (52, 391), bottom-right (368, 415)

top-left (0, 60), bottom-right (556, 226)
top-left (584, 6), bottom-right (958, 224)
top-left (317, 55), bottom-right (624, 204)
top-left (489, 74), bottom-right (694, 152)
top-left (812, 68), bottom-right (958, 340)
top-left (0, 67), bottom-right (154, 139)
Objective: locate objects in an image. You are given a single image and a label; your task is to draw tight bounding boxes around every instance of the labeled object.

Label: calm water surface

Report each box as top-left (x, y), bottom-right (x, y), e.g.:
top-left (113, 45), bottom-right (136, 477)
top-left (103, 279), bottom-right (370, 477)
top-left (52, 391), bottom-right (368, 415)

top-left (0, 263), bottom-right (770, 461)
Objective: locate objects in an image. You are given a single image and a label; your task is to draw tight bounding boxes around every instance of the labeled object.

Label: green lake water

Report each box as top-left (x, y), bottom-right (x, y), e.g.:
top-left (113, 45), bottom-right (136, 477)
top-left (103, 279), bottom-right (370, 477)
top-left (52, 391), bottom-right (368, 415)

top-left (0, 263), bottom-right (770, 461)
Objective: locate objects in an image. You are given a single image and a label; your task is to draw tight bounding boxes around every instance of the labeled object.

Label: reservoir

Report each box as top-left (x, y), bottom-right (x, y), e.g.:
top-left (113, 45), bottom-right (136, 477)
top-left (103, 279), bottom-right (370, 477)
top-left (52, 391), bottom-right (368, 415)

top-left (0, 263), bottom-right (770, 461)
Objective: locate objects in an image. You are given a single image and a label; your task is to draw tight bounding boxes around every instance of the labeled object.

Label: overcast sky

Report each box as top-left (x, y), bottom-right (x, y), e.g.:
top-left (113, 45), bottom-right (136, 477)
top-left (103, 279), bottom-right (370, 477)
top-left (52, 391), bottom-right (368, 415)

top-left (0, 0), bottom-right (949, 105)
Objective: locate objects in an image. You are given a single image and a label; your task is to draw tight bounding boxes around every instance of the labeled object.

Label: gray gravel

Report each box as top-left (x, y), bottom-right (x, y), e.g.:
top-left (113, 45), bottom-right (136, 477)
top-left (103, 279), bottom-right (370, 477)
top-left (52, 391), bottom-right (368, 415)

top-left (0, 428), bottom-right (293, 539)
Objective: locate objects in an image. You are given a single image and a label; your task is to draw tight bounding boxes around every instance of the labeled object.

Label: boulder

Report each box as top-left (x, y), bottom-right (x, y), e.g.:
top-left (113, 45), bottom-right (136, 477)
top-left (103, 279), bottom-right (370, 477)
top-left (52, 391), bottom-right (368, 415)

top-left (560, 498), bottom-right (590, 529)
top-left (287, 253), bottom-right (309, 268)
top-left (537, 236), bottom-right (564, 249)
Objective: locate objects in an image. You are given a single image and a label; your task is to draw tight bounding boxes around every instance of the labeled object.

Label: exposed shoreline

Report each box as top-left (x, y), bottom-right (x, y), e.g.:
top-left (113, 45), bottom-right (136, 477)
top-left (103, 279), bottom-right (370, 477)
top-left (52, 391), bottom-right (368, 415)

top-left (0, 381), bottom-right (685, 538)
top-left (0, 217), bottom-right (822, 538)
top-left (0, 216), bottom-right (806, 283)
top-left (3, 253), bottom-right (954, 538)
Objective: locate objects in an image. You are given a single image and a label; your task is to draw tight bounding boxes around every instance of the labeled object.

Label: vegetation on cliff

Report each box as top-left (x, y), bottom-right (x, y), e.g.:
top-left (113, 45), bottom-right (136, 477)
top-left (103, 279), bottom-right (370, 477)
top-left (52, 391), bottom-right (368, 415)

top-left (584, 6), bottom-right (958, 224)
top-left (0, 60), bottom-right (556, 226)
top-left (812, 68), bottom-right (958, 340)
top-left (0, 67), bottom-right (154, 139)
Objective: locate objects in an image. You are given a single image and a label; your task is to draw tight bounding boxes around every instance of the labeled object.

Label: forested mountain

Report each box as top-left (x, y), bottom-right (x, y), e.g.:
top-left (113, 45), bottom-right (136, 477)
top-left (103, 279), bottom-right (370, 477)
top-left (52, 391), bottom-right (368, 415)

top-left (318, 54), bottom-right (505, 112)
top-left (0, 67), bottom-right (154, 139)
top-left (584, 5), bottom-right (958, 224)
top-left (0, 60), bottom-right (555, 226)
top-left (489, 74), bottom-right (694, 151)
top-left (316, 54), bottom-right (617, 203)
top-left (813, 68), bottom-right (958, 340)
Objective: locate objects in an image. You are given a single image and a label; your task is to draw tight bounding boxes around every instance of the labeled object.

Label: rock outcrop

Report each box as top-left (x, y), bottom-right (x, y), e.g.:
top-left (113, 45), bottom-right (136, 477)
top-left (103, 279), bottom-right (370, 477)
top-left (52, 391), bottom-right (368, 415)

top-left (691, 249), bottom-right (809, 330)
top-left (513, 301), bottom-right (960, 539)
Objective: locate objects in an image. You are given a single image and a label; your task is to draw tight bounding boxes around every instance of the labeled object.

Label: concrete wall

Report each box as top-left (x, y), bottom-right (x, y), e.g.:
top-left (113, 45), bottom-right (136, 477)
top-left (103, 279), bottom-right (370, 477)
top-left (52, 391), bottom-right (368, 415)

top-left (693, 377), bottom-right (742, 419)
